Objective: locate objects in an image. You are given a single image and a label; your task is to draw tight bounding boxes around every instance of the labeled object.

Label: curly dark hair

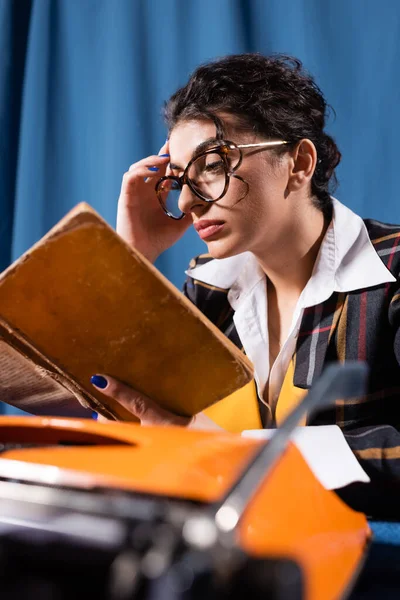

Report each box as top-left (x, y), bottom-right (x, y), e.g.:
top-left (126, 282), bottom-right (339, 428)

top-left (164, 53), bottom-right (341, 218)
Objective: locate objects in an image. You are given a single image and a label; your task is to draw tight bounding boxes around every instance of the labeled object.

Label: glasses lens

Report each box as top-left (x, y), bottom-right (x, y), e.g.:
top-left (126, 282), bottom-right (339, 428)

top-left (187, 152), bottom-right (227, 201)
top-left (157, 178), bottom-right (183, 219)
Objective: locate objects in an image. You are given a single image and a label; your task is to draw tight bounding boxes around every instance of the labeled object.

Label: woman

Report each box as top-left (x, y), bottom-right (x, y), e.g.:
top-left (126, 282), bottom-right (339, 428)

top-left (91, 53), bottom-right (400, 483)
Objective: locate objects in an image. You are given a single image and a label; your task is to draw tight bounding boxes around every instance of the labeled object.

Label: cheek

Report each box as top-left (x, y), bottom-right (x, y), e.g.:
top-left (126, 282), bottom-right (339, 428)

top-left (216, 176), bottom-right (260, 221)
top-left (224, 188), bottom-right (266, 237)
top-left (229, 175), bottom-right (250, 203)
top-left (233, 175), bottom-right (273, 221)
top-left (240, 165), bottom-right (288, 218)
top-left (214, 162), bottom-right (285, 228)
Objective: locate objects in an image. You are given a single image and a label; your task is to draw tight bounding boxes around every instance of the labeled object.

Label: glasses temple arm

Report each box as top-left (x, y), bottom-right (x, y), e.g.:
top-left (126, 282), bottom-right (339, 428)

top-left (235, 141), bottom-right (288, 149)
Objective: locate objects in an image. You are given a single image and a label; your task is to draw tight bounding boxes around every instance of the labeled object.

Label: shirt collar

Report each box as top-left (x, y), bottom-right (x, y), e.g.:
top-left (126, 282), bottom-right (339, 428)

top-left (185, 198), bottom-right (395, 306)
top-left (332, 198), bottom-right (395, 290)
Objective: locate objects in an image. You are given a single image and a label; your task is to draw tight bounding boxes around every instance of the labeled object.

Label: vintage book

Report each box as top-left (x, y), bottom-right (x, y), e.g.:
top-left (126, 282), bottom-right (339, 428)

top-left (0, 203), bottom-right (253, 421)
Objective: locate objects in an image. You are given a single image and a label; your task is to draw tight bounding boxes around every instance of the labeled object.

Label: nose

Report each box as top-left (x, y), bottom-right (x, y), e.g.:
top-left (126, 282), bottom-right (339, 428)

top-left (177, 183), bottom-right (206, 216)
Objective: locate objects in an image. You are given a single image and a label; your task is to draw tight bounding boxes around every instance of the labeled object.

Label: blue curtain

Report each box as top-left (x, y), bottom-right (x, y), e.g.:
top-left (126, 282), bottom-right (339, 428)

top-left (1, 0), bottom-right (400, 414)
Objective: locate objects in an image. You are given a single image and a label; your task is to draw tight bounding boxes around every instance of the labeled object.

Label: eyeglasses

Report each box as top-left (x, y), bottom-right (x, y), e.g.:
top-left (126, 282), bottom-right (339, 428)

top-left (155, 139), bottom-right (288, 220)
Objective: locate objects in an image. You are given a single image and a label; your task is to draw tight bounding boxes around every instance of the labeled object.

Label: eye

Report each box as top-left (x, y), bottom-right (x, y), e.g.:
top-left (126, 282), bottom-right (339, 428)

top-left (204, 159), bottom-right (225, 173)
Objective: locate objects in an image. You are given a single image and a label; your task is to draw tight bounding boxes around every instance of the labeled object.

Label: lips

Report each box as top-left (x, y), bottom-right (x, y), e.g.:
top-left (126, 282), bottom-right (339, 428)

top-left (194, 220), bottom-right (225, 240)
top-left (194, 219), bottom-right (225, 232)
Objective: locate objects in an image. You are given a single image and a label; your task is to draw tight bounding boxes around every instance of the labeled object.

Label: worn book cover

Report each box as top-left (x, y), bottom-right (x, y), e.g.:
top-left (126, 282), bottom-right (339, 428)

top-left (0, 204), bottom-right (253, 421)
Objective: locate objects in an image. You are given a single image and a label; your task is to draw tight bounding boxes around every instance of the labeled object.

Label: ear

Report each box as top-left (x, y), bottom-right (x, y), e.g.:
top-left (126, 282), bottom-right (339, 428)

top-left (286, 139), bottom-right (317, 193)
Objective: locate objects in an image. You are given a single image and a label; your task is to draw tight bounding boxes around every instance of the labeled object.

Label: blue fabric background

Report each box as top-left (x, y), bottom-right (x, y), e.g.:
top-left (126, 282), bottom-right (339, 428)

top-left (1, 0), bottom-right (400, 414)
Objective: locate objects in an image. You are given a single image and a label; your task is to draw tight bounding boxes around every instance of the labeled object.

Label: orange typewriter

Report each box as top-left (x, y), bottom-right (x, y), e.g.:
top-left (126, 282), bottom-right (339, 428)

top-left (0, 363), bottom-right (370, 600)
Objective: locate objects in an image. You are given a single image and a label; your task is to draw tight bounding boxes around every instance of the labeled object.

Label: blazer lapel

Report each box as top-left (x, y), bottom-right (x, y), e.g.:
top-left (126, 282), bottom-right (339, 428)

top-left (294, 293), bottom-right (346, 389)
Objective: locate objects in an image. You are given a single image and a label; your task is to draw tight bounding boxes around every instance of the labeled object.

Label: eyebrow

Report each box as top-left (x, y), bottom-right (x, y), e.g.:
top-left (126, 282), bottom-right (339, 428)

top-left (169, 137), bottom-right (220, 171)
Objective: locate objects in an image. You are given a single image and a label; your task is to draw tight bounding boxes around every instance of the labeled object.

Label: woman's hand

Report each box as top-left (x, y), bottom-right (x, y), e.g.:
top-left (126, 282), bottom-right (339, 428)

top-left (91, 374), bottom-right (223, 430)
top-left (116, 141), bottom-right (191, 263)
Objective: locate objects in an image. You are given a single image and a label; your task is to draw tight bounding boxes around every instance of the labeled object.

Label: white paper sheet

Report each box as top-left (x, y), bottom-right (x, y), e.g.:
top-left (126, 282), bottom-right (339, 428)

top-left (241, 425), bottom-right (370, 490)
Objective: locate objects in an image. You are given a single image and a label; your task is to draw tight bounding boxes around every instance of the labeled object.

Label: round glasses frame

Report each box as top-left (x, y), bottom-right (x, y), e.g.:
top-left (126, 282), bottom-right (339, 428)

top-left (155, 139), bottom-right (288, 220)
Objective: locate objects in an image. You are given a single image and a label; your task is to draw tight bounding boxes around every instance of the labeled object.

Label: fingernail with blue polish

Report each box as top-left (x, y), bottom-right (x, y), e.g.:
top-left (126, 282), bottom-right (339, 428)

top-left (148, 166), bottom-right (159, 172)
top-left (91, 375), bottom-right (108, 389)
top-left (159, 153), bottom-right (170, 158)
top-left (92, 411), bottom-right (98, 420)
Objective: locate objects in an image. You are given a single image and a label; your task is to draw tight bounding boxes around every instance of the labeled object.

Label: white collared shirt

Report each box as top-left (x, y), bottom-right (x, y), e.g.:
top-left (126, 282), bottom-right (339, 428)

top-left (186, 199), bottom-right (395, 414)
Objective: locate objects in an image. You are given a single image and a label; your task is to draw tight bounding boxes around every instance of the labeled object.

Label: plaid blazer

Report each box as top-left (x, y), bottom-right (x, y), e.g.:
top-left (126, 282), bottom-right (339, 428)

top-left (183, 219), bottom-right (400, 483)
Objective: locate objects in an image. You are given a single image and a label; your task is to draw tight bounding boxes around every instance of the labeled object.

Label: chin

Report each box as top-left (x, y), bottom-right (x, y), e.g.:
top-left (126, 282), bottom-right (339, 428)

top-left (206, 239), bottom-right (244, 260)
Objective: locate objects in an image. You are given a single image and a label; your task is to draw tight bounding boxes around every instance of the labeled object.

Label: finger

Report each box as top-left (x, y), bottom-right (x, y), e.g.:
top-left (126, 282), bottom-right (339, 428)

top-left (90, 374), bottom-right (191, 427)
top-left (125, 155), bottom-right (170, 187)
top-left (128, 154), bottom-right (170, 172)
top-left (123, 165), bottom-right (163, 180)
top-left (130, 147), bottom-right (170, 183)
top-left (145, 144), bottom-right (171, 184)
top-left (121, 164), bottom-right (168, 193)
top-left (144, 145), bottom-right (170, 183)
top-left (158, 139), bottom-right (169, 156)
top-left (94, 413), bottom-right (110, 422)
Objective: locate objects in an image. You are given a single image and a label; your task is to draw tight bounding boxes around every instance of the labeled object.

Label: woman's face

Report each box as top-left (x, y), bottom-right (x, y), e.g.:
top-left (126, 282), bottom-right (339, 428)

top-left (167, 118), bottom-right (298, 261)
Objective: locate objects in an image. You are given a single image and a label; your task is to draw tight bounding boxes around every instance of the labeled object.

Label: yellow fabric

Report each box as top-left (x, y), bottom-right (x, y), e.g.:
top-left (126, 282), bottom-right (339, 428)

top-left (203, 380), bottom-right (261, 433)
top-left (275, 358), bottom-right (307, 426)
top-left (204, 358), bottom-right (307, 433)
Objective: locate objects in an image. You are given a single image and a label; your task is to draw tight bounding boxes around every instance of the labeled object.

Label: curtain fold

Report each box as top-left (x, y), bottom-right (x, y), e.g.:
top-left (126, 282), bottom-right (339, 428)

top-left (0, 0), bottom-right (33, 272)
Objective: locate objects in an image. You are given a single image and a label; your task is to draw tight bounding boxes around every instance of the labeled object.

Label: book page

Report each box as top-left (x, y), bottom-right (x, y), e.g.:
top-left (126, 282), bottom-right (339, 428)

top-left (0, 341), bottom-right (91, 417)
